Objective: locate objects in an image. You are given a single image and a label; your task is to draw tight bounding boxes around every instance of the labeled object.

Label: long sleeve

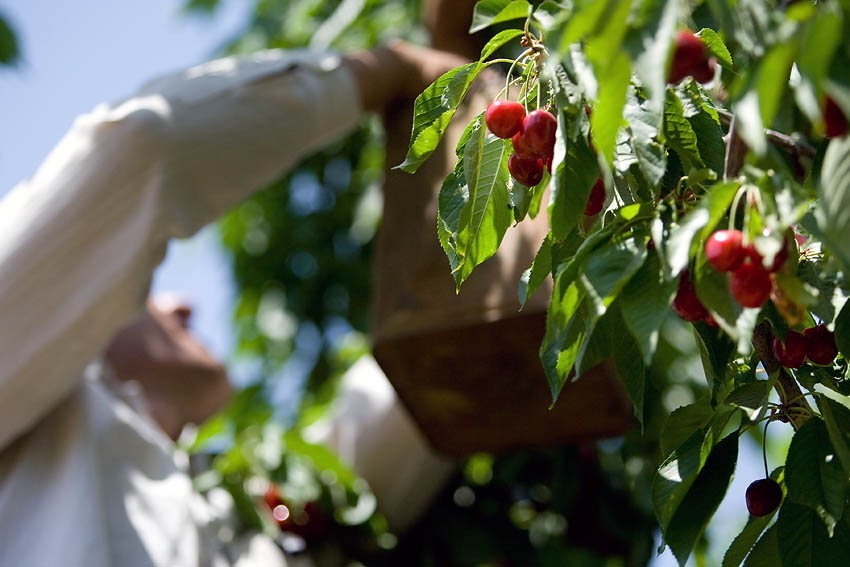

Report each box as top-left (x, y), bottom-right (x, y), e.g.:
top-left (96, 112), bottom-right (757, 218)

top-left (0, 49), bottom-right (363, 449)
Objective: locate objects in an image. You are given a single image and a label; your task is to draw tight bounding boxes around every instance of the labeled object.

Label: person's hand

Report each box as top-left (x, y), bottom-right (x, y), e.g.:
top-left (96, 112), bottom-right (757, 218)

top-left (343, 40), bottom-right (468, 112)
top-left (104, 297), bottom-right (233, 440)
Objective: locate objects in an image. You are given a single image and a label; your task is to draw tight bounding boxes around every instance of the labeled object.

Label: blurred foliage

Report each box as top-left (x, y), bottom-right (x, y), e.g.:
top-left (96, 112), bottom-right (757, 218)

top-left (0, 12), bottom-right (20, 66)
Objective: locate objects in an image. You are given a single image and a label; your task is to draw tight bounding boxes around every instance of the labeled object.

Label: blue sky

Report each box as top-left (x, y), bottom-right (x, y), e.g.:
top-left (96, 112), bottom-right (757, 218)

top-left (0, 2), bottom-right (789, 564)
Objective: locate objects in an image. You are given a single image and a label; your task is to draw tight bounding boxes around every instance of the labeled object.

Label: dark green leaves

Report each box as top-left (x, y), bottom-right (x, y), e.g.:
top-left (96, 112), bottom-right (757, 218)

top-left (777, 501), bottom-right (850, 567)
top-left (397, 62), bottom-right (483, 174)
top-left (0, 14), bottom-right (18, 65)
top-left (550, 109), bottom-right (599, 240)
top-left (654, 432), bottom-right (739, 566)
top-left (785, 418), bottom-right (847, 536)
top-left (470, 0), bottom-right (530, 33)
top-left (621, 249), bottom-right (677, 365)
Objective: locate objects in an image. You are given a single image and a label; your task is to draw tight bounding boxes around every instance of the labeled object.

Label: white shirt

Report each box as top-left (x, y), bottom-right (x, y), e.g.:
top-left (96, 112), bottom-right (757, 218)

top-left (0, 49), bottom-right (362, 567)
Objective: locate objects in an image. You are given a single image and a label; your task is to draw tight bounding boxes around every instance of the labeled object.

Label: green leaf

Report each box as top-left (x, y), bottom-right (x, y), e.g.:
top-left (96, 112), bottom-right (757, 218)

top-left (479, 28), bottom-right (524, 61)
top-left (723, 380), bottom-right (772, 422)
top-left (660, 398), bottom-right (713, 458)
top-left (541, 278), bottom-right (588, 402)
top-left (664, 89), bottom-right (704, 171)
top-left (627, 0), bottom-right (678, 121)
top-left (519, 235), bottom-right (552, 307)
top-left (469, 0), bottom-right (531, 33)
top-left (743, 524), bottom-right (780, 567)
top-left (814, 136), bottom-right (850, 275)
top-left (578, 231), bottom-right (648, 328)
top-left (777, 501), bottom-right (850, 567)
top-left (817, 394), bottom-right (850, 479)
top-left (0, 15), bottom-right (18, 65)
top-left (621, 250), bottom-right (677, 365)
top-left (437, 162), bottom-right (469, 274)
top-left (624, 87), bottom-right (667, 188)
top-left (589, 50), bottom-right (631, 164)
top-left (679, 83), bottom-right (726, 177)
top-left (397, 62), bottom-right (483, 173)
top-left (451, 118), bottom-right (513, 289)
top-left (666, 181), bottom-right (740, 276)
top-left (665, 433), bottom-right (738, 566)
top-left (550, 109), bottom-right (599, 240)
top-left (723, 467), bottom-right (785, 567)
top-left (784, 418), bottom-right (847, 536)
top-left (698, 28), bottom-right (733, 69)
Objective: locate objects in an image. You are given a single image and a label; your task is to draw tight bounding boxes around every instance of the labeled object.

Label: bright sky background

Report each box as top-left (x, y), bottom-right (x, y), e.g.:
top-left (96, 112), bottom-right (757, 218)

top-left (0, 1), bottom-right (790, 564)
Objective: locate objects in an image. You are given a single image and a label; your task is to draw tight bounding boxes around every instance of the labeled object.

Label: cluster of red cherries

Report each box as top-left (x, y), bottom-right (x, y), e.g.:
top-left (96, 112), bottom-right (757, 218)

top-left (484, 101), bottom-right (605, 216)
top-left (264, 484), bottom-right (328, 543)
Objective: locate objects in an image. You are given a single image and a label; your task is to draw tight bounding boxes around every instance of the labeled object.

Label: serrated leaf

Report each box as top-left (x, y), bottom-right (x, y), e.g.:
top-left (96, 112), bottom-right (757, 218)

top-left (784, 418), bottom-right (847, 536)
top-left (724, 380), bottom-right (772, 421)
top-left (698, 28), bottom-right (733, 69)
top-left (777, 501), bottom-right (850, 567)
top-left (836, 302), bottom-right (850, 359)
top-left (479, 28), bottom-right (524, 61)
top-left (660, 398), bottom-right (713, 458)
top-left (519, 235), bottom-right (552, 307)
top-left (589, 50), bottom-right (631, 165)
top-left (437, 162), bottom-right (469, 273)
top-left (397, 62), bottom-right (483, 173)
top-left (817, 394), bottom-right (850, 479)
top-left (814, 136), bottom-right (850, 275)
top-left (624, 88), bottom-right (667, 188)
top-left (723, 467), bottom-right (785, 567)
top-left (550, 109), bottom-right (598, 240)
top-left (665, 433), bottom-right (738, 566)
top-left (469, 0), bottom-right (530, 33)
top-left (451, 119), bottom-right (513, 289)
top-left (621, 250), bottom-right (677, 365)
top-left (627, 0), bottom-right (678, 121)
top-left (743, 524), bottom-right (780, 567)
top-left (664, 89), bottom-right (704, 170)
top-left (541, 278), bottom-right (587, 402)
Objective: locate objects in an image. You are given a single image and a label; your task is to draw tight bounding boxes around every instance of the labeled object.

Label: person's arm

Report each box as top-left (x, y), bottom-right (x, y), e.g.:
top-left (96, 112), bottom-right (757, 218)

top-left (0, 43), bottom-right (464, 449)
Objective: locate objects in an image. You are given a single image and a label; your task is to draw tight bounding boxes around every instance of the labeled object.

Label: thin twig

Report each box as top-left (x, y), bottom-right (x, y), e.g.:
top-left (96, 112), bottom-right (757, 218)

top-left (716, 108), bottom-right (816, 160)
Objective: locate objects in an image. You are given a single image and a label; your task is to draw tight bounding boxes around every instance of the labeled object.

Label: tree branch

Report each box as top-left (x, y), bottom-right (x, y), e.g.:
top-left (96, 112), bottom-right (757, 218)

top-left (723, 114), bottom-right (748, 180)
top-left (716, 108), bottom-right (816, 161)
top-left (752, 321), bottom-right (812, 430)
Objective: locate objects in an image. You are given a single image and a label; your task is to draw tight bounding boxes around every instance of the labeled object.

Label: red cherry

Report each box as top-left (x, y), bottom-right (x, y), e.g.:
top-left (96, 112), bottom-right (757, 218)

top-left (584, 178), bottom-right (605, 216)
top-left (692, 57), bottom-right (717, 84)
top-left (508, 154), bottom-right (544, 186)
top-left (544, 151), bottom-right (554, 175)
top-left (705, 230), bottom-right (746, 272)
top-left (804, 324), bottom-right (838, 365)
top-left (730, 260), bottom-right (772, 308)
top-left (668, 30), bottom-right (708, 84)
top-left (520, 110), bottom-right (557, 156)
top-left (746, 479), bottom-right (782, 517)
top-left (746, 237), bottom-right (789, 273)
top-left (673, 270), bottom-right (708, 322)
top-left (511, 131), bottom-right (537, 158)
top-left (825, 96), bottom-right (849, 139)
top-left (705, 313), bottom-right (718, 327)
top-left (485, 100), bottom-right (526, 139)
top-left (771, 330), bottom-right (808, 368)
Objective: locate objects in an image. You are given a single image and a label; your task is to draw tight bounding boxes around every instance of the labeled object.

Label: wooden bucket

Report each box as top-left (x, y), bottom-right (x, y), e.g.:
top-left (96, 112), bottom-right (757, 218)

top-left (371, 70), bottom-right (633, 456)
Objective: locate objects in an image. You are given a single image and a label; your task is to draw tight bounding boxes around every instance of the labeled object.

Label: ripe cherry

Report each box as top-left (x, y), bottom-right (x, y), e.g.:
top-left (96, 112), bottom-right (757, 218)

top-left (511, 131), bottom-right (537, 158)
top-left (673, 270), bottom-right (708, 322)
top-left (825, 96), bottom-right (849, 139)
top-left (668, 30), bottom-right (708, 84)
top-left (772, 330), bottom-right (808, 368)
top-left (486, 100), bottom-right (526, 139)
top-left (705, 313), bottom-right (719, 328)
top-left (705, 230), bottom-right (746, 272)
top-left (691, 57), bottom-right (717, 84)
top-left (730, 260), bottom-right (772, 308)
top-left (804, 324), bottom-right (838, 365)
top-left (584, 178), bottom-right (605, 216)
top-left (520, 110), bottom-right (557, 156)
top-left (747, 236), bottom-right (788, 273)
top-left (509, 154), bottom-right (544, 187)
top-left (746, 478), bottom-right (782, 517)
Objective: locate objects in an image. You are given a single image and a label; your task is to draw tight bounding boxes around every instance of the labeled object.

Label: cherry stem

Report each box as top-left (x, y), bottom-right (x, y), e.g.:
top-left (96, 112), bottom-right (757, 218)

top-left (502, 50), bottom-right (533, 99)
top-left (762, 420), bottom-right (770, 478)
top-left (728, 184), bottom-right (748, 232)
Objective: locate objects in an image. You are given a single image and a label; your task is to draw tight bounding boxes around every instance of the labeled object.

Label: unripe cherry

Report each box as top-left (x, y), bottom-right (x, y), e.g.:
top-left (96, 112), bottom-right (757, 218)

top-left (485, 100), bottom-right (526, 139)
top-left (771, 330), bottom-right (808, 368)
top-left (730, 260), bottom-right (772, 308)
top-left (705, 230), bottom-right (746, 272)
top-left (746, 478), bottom-right (782, 517)
top-left (520, 110), bottom-right (557, 156)
top-left (584, 178), bottom-right (605, 216)
top-left (508, 154), bottom-right (544, 187)
top-left (804, 324), bottom-right (838, 365)
top-left (673, 270), bottom-right (708, 322)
